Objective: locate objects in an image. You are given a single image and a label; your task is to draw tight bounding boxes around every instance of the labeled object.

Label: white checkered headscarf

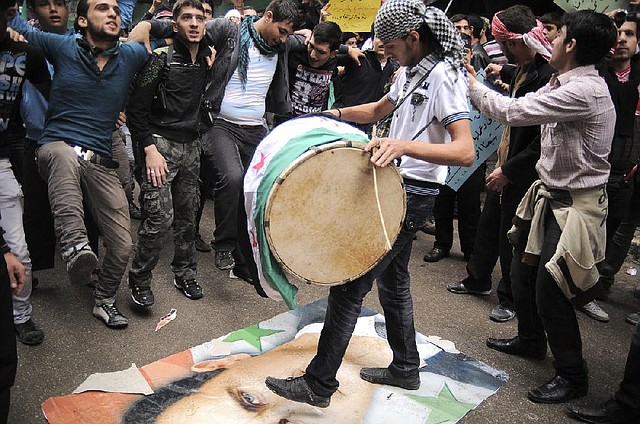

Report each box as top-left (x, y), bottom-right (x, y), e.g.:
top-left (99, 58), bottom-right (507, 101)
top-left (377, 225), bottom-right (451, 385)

top-left (374, 0), bottom-right (464, 80)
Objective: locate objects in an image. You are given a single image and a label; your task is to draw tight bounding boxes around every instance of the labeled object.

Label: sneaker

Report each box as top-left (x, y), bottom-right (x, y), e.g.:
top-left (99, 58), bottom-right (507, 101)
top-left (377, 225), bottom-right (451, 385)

top-left (626, 312), bottom-right (639, 326)
top-left (129, 202), bottom-right (142, 220)
top-left (265, 375), bottom-right (330, 408)
top-left (67, 247), bottom-right (98, 286)
top-left (195, 236), bottom-right (212, 252)
top-left (129, 284), bottom-right (155, 307)
top-left (359, 367), bottom-right (421, 390)
top-left (578, 301), bottom-right (609, 323)
top-left (15, 319), bottom-right (44, 345)
top-left (92, 303), bottom-right (128, 328)
top-left (174, 277), bottom-right (203, 300)
top-left (446, 280), bottom-right (491, 296)
top-left (490, 304), bottom-right (516, 322)
top-left (215, 250), bottom-right (235, 270)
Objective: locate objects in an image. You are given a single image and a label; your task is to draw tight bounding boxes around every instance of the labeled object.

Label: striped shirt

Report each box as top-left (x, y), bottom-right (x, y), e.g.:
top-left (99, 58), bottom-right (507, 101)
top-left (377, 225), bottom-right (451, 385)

top-left (470, 65), bottom-right (614, 190)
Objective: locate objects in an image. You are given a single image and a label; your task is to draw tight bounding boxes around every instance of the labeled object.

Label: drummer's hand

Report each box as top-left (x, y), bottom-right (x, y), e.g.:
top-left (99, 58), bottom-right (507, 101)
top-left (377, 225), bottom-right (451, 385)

top-left (365, 137), bottom-right (405, 167)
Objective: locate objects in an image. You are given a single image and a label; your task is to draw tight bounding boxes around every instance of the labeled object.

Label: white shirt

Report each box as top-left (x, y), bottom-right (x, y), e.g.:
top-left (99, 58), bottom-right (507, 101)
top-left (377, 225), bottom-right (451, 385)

top-left (387, 61), bottom-right (470, 184)
top-left (219, 43), bottom-right (277, 126)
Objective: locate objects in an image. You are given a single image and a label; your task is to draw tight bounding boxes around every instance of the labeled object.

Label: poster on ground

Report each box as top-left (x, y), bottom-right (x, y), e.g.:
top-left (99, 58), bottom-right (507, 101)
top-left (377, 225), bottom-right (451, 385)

top-left (41, 300), bottom-right (507, 424)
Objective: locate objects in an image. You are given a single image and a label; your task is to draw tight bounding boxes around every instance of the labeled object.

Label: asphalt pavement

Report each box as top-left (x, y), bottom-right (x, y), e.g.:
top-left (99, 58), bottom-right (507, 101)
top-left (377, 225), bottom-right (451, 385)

top-left (8, 199), bottom-right (640, 423)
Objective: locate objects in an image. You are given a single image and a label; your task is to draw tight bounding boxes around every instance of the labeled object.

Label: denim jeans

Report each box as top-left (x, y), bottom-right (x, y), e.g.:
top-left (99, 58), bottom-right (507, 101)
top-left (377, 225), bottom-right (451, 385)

top-left (201, 119), bottom-right (266, 252)
top-left (304, 192), bottom-right (435, 397)
top-left (510, 210), bottom-right (587, 385)
top-left (37, 142), bottom-right (132, 303)
top-left (0, 160), bottom-right (33, 325)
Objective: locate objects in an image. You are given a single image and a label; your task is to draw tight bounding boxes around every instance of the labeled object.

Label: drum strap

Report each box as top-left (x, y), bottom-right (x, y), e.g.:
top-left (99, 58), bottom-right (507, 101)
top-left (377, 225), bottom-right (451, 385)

top-left (384, 67), bottom-right (437, 141)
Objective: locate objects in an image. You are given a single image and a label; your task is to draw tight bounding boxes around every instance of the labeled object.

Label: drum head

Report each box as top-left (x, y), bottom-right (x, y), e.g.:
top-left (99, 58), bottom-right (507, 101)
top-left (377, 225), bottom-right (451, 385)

top-left (265, 141), bottom-right (406, 286)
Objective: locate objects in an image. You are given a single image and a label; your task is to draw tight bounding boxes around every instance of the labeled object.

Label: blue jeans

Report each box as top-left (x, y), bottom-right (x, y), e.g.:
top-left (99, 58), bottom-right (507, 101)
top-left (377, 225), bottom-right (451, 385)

top-left (304, 192), bottom-right (435, 397)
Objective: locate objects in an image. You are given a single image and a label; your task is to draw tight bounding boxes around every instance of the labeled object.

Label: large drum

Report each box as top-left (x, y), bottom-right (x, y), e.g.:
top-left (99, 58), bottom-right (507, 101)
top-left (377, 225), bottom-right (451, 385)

top-left (265, 140), bottom-right (406, 286)
top-left (244, 116), bottom-right (406, 306)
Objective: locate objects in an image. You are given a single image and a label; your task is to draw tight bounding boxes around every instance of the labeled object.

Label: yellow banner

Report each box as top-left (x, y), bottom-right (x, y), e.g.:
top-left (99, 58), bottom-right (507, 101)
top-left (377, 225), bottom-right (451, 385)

top-left (327, 0), bottom-right (382, 33)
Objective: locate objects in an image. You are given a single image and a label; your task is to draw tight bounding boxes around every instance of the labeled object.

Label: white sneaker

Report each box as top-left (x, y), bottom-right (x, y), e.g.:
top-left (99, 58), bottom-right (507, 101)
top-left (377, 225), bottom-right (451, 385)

top-left (579, 301), bottom-right (609, 323)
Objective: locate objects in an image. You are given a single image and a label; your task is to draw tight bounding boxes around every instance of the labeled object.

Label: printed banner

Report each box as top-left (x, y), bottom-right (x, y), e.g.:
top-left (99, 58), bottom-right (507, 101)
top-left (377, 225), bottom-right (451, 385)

top-left (327, 0), bottom-right (381, 33)
top-left (446, 71), bottom-right (504, 191)
top-left (554, 0), bottom-right (630, 12)
top-left (41, 300), bottom-right (508, 423)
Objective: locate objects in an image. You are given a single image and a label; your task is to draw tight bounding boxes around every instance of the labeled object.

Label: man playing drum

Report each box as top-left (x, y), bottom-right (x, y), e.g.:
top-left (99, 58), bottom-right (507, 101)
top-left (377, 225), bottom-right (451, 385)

top-left (265, 0), bottom-right (474, 407)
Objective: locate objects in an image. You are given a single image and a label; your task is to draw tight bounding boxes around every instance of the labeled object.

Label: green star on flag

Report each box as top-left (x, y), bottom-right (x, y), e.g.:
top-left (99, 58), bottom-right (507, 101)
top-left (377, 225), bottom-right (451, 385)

top-left (407, 382), bottom-right (476, 424)
top-left (223, 323), bottom-right (283, 350)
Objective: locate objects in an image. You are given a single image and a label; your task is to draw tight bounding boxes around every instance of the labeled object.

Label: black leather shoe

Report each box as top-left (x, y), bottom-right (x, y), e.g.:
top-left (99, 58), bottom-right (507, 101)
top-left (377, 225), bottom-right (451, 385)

top-left (567, 398), bottom-right (623, 423)
top-left (447, 280), bottom-right (491, 296)
top-left (423, 247), bottom-right (449, 263)
top-left (486, 336), bottom-right (546, 360)
top-left (528, 375), bottom-right (587, 404)
top-left (265, 375), bottom-right (330, 408)
top-left (359, 367), bottom-right (420, 390)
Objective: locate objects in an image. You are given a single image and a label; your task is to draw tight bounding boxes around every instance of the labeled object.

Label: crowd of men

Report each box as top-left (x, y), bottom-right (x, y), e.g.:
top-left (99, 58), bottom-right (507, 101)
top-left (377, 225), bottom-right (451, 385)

top-left (1, 0), bottom-right (640, 423)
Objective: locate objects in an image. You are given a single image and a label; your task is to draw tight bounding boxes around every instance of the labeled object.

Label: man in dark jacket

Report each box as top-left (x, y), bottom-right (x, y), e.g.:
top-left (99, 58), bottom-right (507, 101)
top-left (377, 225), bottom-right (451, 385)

top-left (127, 0), bottom-right (212, 306)
top-left (130, 0), bottom-right (303, 286)
top-left (446, 5), bottom-right (555, 323)
top-left (593, 18), bottom-right (640, 324)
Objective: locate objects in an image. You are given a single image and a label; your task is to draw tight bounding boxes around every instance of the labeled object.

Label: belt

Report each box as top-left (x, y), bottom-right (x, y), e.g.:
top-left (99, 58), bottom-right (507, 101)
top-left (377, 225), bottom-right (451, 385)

top-left (72, 146), bottom-right (119, 169)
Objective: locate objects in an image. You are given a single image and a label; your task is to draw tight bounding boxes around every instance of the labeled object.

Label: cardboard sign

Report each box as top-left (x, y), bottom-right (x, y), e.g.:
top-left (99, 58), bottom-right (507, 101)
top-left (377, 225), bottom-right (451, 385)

top-left (446, 71), bottom-right (504, 191)
top-left (554, 0), bottom-right (630, 12)
top-left (327, 0), bottom-right (381, 33)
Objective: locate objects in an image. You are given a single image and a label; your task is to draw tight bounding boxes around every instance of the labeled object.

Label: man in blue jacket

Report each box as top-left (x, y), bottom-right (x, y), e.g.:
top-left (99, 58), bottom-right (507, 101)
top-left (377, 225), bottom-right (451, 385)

top-left (10, 0), bottom-right (149, 328)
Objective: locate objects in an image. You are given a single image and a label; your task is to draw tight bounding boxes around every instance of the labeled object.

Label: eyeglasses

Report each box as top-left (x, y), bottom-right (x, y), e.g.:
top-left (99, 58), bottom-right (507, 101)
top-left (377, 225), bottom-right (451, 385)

top-left (613, 9), bottom-right (640, 28)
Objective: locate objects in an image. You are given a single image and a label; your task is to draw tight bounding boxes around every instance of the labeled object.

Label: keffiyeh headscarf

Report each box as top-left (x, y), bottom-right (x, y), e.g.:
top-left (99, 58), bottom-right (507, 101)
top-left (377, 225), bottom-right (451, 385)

top-left (374, 0), bottom-right (465, 79)
top-left (492, 13), bottom-right (553, 60)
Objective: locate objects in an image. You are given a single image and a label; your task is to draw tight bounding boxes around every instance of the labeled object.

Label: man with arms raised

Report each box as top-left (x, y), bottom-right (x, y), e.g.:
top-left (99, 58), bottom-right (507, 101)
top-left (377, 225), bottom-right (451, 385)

top-left (10, 0), bottom-right (149, 328)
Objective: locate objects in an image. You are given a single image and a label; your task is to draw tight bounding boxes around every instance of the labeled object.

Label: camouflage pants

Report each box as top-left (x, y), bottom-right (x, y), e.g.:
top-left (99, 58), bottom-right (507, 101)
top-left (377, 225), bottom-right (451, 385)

top-left (129, 136), bottom-right (201, 287)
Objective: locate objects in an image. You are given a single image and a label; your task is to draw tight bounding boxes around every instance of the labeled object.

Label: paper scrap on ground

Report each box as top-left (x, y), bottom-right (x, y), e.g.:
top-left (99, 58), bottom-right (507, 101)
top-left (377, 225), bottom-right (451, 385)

top-left (626, 267), bottom-right (637, 276)
top-left (155, 308), bottom-right (177, 331)
top-left (73, 363), bottom-right (154, 395)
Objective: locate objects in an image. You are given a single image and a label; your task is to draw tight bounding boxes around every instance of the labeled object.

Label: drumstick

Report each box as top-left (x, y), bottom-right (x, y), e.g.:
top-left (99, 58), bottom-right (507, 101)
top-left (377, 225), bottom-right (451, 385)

top-left (371, 133), bottom-right (393, 251)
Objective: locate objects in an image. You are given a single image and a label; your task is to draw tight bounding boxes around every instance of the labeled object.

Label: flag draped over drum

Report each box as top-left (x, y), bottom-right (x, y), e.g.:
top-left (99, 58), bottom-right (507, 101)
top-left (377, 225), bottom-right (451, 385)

top-left (245, 116), bottom-right (405, 309)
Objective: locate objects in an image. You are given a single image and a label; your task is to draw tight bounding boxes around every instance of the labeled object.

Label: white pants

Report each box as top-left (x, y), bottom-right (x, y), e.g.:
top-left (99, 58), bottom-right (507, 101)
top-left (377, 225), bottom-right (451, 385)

top-left (0, 159), bottom-right (33, 324)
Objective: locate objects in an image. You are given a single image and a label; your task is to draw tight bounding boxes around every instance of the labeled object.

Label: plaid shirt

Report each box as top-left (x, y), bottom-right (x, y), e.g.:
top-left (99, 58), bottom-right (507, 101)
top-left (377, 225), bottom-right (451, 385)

top-left (470, 65), bottom-right (614, 190)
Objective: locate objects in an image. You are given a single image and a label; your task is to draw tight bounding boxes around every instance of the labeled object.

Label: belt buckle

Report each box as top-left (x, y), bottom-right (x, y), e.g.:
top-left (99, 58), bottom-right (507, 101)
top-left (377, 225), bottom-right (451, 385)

top-left (73, 146), bottom-right (95, 161)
